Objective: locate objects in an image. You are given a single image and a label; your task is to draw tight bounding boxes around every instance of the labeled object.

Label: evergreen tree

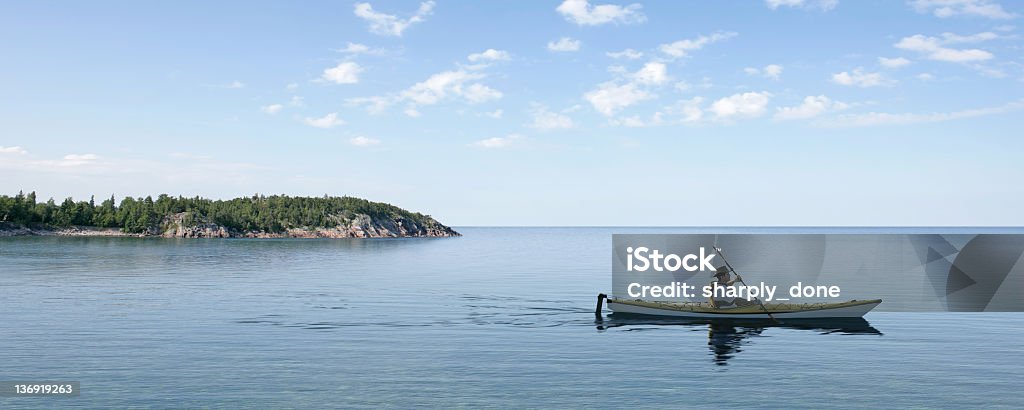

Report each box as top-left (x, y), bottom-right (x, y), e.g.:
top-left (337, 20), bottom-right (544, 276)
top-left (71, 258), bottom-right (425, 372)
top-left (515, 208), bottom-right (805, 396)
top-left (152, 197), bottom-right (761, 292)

top-left (0, 192), bottom-right (436, 233)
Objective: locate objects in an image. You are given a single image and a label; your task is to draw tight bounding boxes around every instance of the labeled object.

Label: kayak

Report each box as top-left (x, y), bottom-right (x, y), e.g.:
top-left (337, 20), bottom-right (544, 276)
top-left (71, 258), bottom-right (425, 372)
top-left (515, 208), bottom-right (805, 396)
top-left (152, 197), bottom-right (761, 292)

top-left (602, 295), bottom-right (881, 319)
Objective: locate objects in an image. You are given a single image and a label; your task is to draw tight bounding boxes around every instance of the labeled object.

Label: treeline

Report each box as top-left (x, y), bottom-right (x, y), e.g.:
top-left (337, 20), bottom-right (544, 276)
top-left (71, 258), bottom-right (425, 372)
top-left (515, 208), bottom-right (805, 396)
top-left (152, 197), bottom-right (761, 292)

top-left (0, 191), bottom-right (433, 234)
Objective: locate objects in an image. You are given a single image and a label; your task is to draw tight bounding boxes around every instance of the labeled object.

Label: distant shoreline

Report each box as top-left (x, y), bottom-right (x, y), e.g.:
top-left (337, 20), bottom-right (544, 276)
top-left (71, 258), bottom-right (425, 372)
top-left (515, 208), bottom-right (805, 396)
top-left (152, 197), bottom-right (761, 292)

top-left (0, 193), bottom-right (460, 238)
top-left (0, 224), bottom-right (143, 238)
top-left (0, 223), bottom-right (459, 238)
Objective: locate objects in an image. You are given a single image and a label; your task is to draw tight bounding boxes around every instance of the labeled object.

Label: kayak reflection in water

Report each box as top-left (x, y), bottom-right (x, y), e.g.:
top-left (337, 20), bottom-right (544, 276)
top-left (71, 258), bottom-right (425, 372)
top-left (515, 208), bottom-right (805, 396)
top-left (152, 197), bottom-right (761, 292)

top-left (707, 321), bottom-right (764, 365)
top-left (595, 316), bottom-right (882, 365)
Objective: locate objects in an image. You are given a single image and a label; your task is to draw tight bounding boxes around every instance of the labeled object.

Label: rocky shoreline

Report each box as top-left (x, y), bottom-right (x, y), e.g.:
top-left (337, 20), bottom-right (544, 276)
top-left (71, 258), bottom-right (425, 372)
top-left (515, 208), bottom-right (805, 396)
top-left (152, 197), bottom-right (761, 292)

top-left (0, 215), bottom-right (460, 239)
top-left (0, 225), bottom-right (139, 237)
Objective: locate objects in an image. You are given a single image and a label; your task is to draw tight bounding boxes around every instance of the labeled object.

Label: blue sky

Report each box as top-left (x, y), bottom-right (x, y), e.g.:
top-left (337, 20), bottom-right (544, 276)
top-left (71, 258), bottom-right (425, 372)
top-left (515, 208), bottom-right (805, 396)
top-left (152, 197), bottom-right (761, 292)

top-left (1, 0), bottom-right (1023, 226)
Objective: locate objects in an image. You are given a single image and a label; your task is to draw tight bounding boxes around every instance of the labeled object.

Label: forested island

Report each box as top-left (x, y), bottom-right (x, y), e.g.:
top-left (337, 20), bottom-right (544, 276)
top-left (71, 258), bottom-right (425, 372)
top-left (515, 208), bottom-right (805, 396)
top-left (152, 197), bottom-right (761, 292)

top-left (0, 191), bottom-right (459, 238)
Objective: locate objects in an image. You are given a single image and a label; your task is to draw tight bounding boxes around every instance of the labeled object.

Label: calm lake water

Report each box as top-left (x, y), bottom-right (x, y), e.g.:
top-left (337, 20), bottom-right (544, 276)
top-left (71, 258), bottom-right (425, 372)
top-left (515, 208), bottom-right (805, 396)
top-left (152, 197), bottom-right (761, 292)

top-left (1, 227), bottom-right (1022, 408)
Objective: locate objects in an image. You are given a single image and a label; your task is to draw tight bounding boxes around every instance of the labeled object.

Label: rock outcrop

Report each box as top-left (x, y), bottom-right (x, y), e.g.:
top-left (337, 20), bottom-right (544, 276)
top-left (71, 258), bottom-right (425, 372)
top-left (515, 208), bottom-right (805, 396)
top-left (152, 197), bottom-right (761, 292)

top-left (158, 212), bottom-right (459, 238)
top-left (1, 213), bottom-right (459, 238)
top-left (0, 222), bottom-right (144, 237)
top-left (161, 213), bottom-right (232, 238)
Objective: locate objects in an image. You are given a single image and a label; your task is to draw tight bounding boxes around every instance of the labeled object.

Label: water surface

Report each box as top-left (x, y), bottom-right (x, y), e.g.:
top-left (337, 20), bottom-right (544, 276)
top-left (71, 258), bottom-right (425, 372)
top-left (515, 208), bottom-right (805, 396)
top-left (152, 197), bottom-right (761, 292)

top-left (1, 228), bottom-right (1021, 407)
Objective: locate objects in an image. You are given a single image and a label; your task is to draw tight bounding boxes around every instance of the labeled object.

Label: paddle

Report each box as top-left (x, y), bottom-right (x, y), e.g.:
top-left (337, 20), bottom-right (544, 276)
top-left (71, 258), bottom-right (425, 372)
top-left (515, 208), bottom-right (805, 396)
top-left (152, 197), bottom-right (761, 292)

top-left (712, 246), bottom-right (779, 323)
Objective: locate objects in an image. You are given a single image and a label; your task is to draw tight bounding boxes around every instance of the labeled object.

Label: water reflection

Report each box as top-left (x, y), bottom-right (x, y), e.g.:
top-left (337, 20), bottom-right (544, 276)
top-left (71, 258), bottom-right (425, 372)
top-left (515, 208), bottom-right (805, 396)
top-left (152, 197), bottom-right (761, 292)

top-left (595, 314), bottom-right (882, 365)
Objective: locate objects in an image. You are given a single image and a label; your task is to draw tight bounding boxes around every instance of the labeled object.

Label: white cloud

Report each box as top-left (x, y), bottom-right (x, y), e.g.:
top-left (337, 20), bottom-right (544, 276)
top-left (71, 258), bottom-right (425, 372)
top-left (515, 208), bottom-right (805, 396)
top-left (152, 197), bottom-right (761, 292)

top-left (462, 83), bottom-right (503, 103)
top-left (304, 113), bottom-right (345, 128)
top-left (225, 80), bottom-right (245, 89)
top-left (341, 50), bottom-right (507, 116)
top-left (819, 99), bottom-right (1024, 127)
top-left (675, 78), bottom-right (711, 92)
top-left (909, 0), bottom-right (1016, 19)
top-left (583, 62), bottom-right (673, 117)
top-left (354, 1), bottom-right (435, 36)
top-left (468, 49), bottom-right (511, 62)
top-left (917, 72), bottom-right (936, 80)
top-left (668, 97), bottom-right (705, 123)
top-left (607, 48), bottom-right (644, 59)
top-left (461, 50), bottom-right (510, 71)
top-left (289, 96), bottom-right (304, 106)
top-left (0, 146), bottom-right (27, 155)
top-left (340, 42), bottom-right (370, 54)
top-left (321, 62), bottom-right (363, 84)
top-left (401, 70), bottom-right (482, 105)
top-left (744, 64), bottom-right (784, 80)
top-left (659, 31), bottom-right (737, 58)
top-left (459, 63), bottom-right (491, 71)
top-left (710, 91), bottom-right (772, 119)
top-left (607, 65), bottom-right (627, 74)
top-left (286, 83), bottom-right (299, 91)
top-left (584, 81), bottom-right (653, 116)
top-left (482, 109), bottom-right (504, 119)
top-left (0, 151), bottom-right (113, 170)
top-left (555, 0), bottom-right (646, 26)
top-left (6, 152), bottom-right (103, 169)
top-left (338, 42), bottom-right (386, 56)
top-left (763, 64), bottom-right (784, 79)
top-left (404, 74), bottom-right (503, 108)
top-left (765, 0), bottom-right (839, 11)
top-left (613, 99), bottom-right (703, 127)
top-left (346, 96), bottom-right (391, 114)
top-left (633, 62), bottom-right (669, 85)
top-left (973, 64), bottom-right (1007, 78)
top-left (941, 31), bottom-right (1001, 43)
top-left (609, 112), bottom-right (667, 128)
top-left (0, 151), bottom-right (263, 185)
top-left (878, 57), bottom-right (912, 68)
top-left (894, 33), bottom-right (995, 63)
top-left (831, 68), bottom-right (892, 87)
top-left (46, 154), bottom-right (100, 167)
top-left (349, 136), bottom-right (381, 146)
top-left (774, 95), bottom-right (848, 120)
top-left (548, 37), bottom-right (582, 52)
top-left (611, 116), bottom-right (647, 127)
top-left (529, 105), bottom-right (575, 130)
top-left (766, 0), bottom-right (803, 7)
top-left (346, 65), bottom-right (503, 116)
top-left (260, 104), bottom-right (284, 114)
top-left (473, 134), bottom-right (522, 149)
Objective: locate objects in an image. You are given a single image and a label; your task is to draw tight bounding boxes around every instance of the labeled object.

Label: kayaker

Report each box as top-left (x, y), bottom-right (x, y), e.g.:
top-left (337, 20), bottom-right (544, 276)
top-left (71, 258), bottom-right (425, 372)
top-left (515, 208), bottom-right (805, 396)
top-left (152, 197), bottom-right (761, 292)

top-left (709, 266), bottom-right (744, 309)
